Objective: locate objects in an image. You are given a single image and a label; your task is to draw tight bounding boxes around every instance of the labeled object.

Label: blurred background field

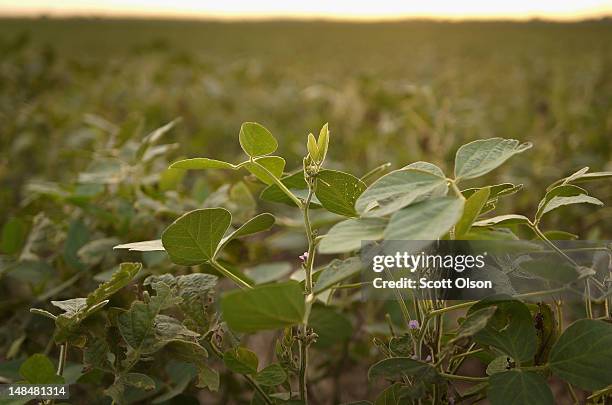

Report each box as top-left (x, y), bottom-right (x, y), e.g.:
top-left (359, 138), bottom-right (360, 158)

top-left (1, 18), bottom-right (611, 237)
top-left (0, 17), bottom-right (611, 403)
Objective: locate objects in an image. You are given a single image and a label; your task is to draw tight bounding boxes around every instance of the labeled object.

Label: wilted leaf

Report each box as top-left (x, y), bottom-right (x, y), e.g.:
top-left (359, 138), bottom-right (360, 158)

top-left (114, 240), bottom-right (164, 252)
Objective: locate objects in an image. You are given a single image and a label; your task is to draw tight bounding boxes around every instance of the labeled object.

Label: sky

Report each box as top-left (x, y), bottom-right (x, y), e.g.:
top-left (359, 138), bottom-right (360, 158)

top-left (1, 0), bottom-right (611, 20)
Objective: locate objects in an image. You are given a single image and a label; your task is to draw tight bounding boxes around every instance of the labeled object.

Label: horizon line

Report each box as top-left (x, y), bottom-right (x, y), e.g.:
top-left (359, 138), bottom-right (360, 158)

top-left (1, 11), bottom-right (611, 23)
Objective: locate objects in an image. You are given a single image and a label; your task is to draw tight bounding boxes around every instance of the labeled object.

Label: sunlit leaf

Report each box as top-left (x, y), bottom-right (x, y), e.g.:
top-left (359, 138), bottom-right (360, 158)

top-left (454, 138), bottom-right (532, 181)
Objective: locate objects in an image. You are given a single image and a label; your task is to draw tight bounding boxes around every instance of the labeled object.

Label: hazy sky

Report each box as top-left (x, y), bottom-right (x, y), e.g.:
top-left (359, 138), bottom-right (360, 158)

top-left (1, 0), bottom-right (611, 20)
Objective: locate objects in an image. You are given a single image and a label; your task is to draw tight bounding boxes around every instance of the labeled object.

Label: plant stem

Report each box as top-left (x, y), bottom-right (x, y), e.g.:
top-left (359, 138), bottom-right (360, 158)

top-left (520, 364), bottom-right (548, 372)
top-left (298, 181), bottom-right (317, 403)
top-left (427, 301), bottom-right (476, 318)
top-left (208, 337), bottom-right (274, 405)
top-left (449, 346), bottom-right (481, 363)
top-left (530, 224), bottom-right (579, 267)
top-left (250, 161), bottom-right (304, 209)
top-left (439, 372), bottom-right (488, 382)
top-left (56, 343), bottom-right (67, 376)
top-left (210, 260), bottom-right (252, 290)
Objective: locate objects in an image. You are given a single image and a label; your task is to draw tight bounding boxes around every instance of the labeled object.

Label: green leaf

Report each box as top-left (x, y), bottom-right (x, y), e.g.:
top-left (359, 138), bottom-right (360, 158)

top-left (539, 194), bottom-right (603, 219)
top-left (315, 170), bottom-right (366, 217)
top-left (114, 239), bottom-right (164, 252)
top-left (221, 281), bottom-right (305, 332)
top-left (462, 183), bottom-right (523, 200)
top-left (309, 305), bottom-right (353, 348)
top-left (468, 297), bottom-right (536, 362)
top-left (549, 319), bottom-right (612, 391)
top-left (541, 230), bottom-right (578, 240)
top-left (63, 219), bottom-right (90, 270)
top-left (451, 306), bottom-right (497, 343)
top-left (307, 133), bottom-right (320, 161)
top-left (20, 354), bottom-right (64, 384)
top-left (217, 213), bottom-right (275, 255)
top-left (162, 208), bottom-right (231, 266)
top-left (118, 283), bottom-right (185, 355)
top-left (356, 168), bottom-right (448, 217)
top-left (535, 184), bottom-right (598, 220)
top-left (547, 167), bottom-right (612, 190)
top-left (472, 214), bottom-right (531, 227)
top-left (519, 258), bottom-right (579, 284)
top-left (361, 162), bottom-right (392, 184)
top-left (197, 365), bottom-right (219, 391)
top-left (245, 262), bottom-right (292, 285)
top-left (51, 263), bottom-right (141, 342)
top-left (170, 158), bottom-right (237, 170)
top-left (374, 383), bottom-right (402, 405)
top-left (223, 347), bottom-right (259, 375)
top-left (368, 357), bottom-right (438, 382)
top-left (402, 161), bottom-right (445, 177)
top-left (124, 373), bottom-right (156, 391)
top-left (487, 371), bottom-right (553, 405)
top-left (144, 273), bottom-right (218, 332)
top-left (317, 123), bottom-right (329, 162)
top-left (456, 187), bottom-right (490, 237)
top-left (239, 122), bottom-right (278, 157)
top-left (255, 364), bottom-right (287, 386)
top-left (260, 171), bottom-right (321, 208)
top-left (1, 217), bottom-right (27, 255)
top-left (454, 138), bottom-right (532, 181)
top-left (314, 257), bottom-right (363, 293)
top-left (86, 262), bottom-right (142, 307)
top-left (384, 197), bottom-right (464, 240)
top-left (319, 218), bottom-right (386, 254)
top-left (243, 156), bottom-right (286, 185)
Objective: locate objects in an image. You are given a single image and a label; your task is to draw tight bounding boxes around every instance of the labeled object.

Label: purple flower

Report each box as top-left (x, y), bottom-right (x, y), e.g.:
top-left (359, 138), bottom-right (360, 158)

top-left (408, 320), bottom-right (420, 329)
top-left (299, 252), bottom-right (309, 263)
top-left (425, 355), bottom-right (432, 362)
